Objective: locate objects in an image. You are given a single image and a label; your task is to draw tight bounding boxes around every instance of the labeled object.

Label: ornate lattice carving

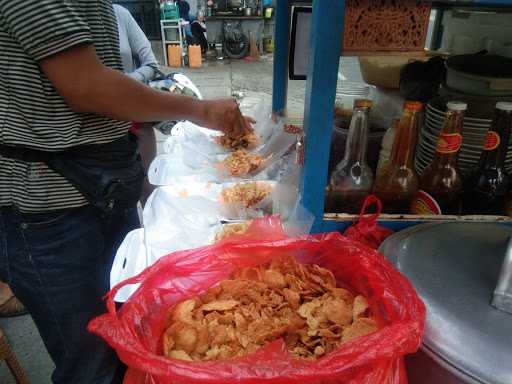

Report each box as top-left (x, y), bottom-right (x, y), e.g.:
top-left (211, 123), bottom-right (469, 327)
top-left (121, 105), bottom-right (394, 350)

top-left (343, 0), bottom-right (432, 53)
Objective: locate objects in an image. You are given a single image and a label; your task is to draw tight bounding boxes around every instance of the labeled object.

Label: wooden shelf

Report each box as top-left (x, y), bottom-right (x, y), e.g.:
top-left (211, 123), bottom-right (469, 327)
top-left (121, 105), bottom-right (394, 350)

top-left (206, 16), bottom-right (263, 21)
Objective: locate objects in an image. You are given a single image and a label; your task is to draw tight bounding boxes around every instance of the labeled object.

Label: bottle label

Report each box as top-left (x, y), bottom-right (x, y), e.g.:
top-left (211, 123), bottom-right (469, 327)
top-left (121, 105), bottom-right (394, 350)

top-left (410, 190), bottom-right (442, 215)
top-left (484, 131), bottom-right (500, 151)
top-left (436, 133), bottom-right (462, 154)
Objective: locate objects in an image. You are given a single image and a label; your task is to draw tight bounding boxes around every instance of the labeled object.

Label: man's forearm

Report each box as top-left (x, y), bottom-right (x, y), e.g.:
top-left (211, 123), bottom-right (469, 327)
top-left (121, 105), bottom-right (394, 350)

top-left (40, 45), bottom-right (249, 137)
top-left (40, 45), bottom-right (204, 124)
top-left (76, 66), bottom-right (206, 123)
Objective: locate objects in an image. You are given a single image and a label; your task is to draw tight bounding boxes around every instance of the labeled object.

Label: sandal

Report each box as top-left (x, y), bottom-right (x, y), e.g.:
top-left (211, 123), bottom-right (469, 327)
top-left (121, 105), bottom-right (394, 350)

top-left (0, 296), bottom-right (28, 318)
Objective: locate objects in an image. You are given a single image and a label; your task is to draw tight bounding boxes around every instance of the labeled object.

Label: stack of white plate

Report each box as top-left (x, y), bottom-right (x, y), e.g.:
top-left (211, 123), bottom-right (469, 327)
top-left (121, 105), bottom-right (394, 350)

top-left (415, 101), bottom-right (512, 176)
top-left (337, 82), bottom-right (370, 96)
top-left (336, 82), bottom-right (371, 109)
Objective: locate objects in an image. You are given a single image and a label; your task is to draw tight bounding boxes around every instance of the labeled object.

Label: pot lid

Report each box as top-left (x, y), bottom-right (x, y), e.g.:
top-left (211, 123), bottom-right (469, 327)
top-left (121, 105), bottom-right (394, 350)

top-left (446, 54), bottom-right (512, 79)
top-left (379, 222), bottom-right (512, 384)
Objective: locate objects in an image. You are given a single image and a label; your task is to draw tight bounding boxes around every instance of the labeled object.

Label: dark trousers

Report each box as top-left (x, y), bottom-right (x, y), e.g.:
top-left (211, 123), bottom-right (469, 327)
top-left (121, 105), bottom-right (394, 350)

top-left (191, 22), bottom-right (208, 53)
top-left (0, 205), bottom-right (140, 383)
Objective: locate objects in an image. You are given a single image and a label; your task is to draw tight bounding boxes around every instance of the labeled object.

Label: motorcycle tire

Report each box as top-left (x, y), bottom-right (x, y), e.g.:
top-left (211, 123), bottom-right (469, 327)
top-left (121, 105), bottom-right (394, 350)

top-left (223, 34), bottom-right (249, 59)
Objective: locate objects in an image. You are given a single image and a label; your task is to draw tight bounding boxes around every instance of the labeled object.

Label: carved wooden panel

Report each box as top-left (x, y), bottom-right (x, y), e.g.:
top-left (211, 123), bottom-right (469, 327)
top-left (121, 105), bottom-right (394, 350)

top-left (343, 0), bottom-right (432, 53)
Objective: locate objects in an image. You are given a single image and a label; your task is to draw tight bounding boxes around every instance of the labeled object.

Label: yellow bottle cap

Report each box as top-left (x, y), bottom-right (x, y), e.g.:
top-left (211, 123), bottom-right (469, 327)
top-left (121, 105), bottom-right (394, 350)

top-left (404, 101), bottom-right (424, 112)
top-left (353, 99), bottom-right (373, 109)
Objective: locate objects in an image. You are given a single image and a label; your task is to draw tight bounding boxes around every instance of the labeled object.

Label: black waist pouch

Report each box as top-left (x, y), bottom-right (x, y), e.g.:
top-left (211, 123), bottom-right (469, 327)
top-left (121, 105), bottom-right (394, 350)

top-left (0, 135), bottom-right (145, 216)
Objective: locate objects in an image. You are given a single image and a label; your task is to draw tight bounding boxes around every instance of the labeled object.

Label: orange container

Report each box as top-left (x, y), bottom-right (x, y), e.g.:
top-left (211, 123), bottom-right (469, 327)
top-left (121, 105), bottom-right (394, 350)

top-left (167, 44), bottom-right (182, 67)
top-left (188, 45), bottom-right (202, 68)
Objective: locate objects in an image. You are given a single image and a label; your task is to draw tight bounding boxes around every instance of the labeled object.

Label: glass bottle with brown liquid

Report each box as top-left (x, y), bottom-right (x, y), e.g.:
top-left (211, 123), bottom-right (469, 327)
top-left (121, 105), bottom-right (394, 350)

top-left (326, 104), bottom-right (373, 214)
top-left (411, 101), bottom-right (466, 215)
top-left (373, 101), bottom-right (422, 214)
top-left (464, 102), bottom-right (512, 215)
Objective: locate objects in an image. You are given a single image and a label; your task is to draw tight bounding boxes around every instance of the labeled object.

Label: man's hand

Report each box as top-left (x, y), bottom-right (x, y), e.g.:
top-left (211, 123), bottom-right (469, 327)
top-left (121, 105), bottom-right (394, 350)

top-left (198, 99), bottom-right (253, 138)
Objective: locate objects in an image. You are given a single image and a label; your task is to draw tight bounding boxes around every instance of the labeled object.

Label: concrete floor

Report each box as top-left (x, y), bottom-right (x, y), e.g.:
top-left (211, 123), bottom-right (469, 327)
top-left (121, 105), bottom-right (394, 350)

top-left (0, 56), bottom-right (363, 384)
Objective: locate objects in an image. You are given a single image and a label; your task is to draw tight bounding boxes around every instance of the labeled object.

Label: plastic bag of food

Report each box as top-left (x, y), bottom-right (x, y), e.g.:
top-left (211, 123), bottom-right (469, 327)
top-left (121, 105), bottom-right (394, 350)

top-left (213, 209), bottom-right (313, 245)
top-left (181, 111), bottom-right (297, 181)
top-left (217, 164), bottom-right (304, 230)
top-left (218, 180), bottom-right (276, 220)
top-left (90, 231), bottom-right (425, 384)
top-left (344, 195), bottom-right (394, 249)
top-left (176, 105), bottom-right (274, 160)
top-left (144, 181), bottom-right (277, 221)
top-left (213, 215), bottom-right (288, 244)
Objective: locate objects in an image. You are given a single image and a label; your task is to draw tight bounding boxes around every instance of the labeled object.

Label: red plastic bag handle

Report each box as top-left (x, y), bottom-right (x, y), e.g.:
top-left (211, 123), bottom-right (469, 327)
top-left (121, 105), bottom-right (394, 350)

top-left (358, 195), bottom-right (383, 224)
top-left (105, 271), bottom-right (148, 318)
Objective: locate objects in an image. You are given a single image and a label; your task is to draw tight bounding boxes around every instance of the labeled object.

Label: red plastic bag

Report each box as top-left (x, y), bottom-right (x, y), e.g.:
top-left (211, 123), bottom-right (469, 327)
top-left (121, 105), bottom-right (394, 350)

top-left (344, 195), bottom-right (394, 249)
top-left (89, 229), bottom-right (425, 384)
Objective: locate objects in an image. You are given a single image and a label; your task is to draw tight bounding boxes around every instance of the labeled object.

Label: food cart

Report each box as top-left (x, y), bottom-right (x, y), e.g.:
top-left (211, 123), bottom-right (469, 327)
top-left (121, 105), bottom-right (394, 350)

top-left (268, 2), bottom-right (512, 383)
top-left (271, 0), bottom-right (512, 233)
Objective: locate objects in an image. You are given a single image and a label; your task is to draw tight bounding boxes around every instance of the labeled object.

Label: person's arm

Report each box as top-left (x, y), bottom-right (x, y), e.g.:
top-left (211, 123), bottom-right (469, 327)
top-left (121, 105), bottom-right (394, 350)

top-left (118, 6), bottom-right (159, 83)
top-left (39, 45), bottom-right (249, 137)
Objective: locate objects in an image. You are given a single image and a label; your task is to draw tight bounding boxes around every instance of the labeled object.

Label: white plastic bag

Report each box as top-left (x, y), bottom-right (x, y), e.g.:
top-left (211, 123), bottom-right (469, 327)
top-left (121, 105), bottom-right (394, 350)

top-left (111, 194), bottom-right (226, 302)
top-left (283, 202), bottom-right (315, 237)
top-left (148, 153), bottom-right (219, 186)
top-left (110, 228), bottom-right (146, 302)
top-left (143, 191), bottom-right (223, 228)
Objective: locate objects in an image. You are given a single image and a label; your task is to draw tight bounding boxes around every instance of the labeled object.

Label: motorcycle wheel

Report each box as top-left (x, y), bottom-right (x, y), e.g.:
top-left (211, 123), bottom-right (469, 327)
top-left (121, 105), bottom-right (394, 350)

top-left (223, 34), bottom-right (249, 59)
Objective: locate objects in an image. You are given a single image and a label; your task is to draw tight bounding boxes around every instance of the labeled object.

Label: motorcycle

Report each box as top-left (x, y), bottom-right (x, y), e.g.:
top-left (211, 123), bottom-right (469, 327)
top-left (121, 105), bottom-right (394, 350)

top-left (222, 21), bottom-right (249, 59)
top-left (149, 72), bottom-right (203, 135)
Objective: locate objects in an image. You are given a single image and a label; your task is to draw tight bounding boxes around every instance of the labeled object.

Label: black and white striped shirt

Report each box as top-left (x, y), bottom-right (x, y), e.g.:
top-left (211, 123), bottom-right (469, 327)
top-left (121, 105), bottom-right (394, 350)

top-left (0, 0), bottom-right (131, 212)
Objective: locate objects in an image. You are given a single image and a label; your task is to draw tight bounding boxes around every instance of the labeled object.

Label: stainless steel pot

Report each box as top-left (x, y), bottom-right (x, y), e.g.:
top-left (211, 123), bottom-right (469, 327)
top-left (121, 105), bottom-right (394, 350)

top-left (243, 7), bottom-right (253, 16)
top-left (446, 54), bottom-right (512, 96)
top-left (379, 222), bottom-right (512, 384)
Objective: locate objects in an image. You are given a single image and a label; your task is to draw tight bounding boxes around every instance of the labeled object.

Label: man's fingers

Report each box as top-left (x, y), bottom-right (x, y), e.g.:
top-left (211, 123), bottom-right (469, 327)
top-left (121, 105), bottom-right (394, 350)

top-left (226, 105), bottom-right (248, 138)
top-left (231, 112), bottom-right (248, 139)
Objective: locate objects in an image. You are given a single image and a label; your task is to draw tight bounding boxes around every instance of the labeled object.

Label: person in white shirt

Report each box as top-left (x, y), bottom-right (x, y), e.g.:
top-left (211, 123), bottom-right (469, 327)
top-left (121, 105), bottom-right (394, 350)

top-left (114, 4), bottom-right (159, 203)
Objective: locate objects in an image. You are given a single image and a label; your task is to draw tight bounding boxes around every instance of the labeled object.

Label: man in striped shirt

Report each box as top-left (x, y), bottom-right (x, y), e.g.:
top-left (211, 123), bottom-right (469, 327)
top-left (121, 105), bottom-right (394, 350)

top-left (0, 1), bottom-right (249, 383)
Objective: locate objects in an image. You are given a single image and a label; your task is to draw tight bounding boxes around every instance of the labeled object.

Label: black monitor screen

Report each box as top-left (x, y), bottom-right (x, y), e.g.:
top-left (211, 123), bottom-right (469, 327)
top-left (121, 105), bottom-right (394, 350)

top-left (289, 6), bottom-right (312, 80)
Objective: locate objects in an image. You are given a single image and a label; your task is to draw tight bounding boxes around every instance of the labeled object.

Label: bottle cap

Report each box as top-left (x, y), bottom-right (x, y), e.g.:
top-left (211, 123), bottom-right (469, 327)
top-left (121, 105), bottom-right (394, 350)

top-left (496, 102), bottom-right (512, 111)
top-left (353, 99), bottom-right (373, 109)
top-left (404, 101), bottom-right (424, 112)
top-left (446, 101), bottom-right (468, 111)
